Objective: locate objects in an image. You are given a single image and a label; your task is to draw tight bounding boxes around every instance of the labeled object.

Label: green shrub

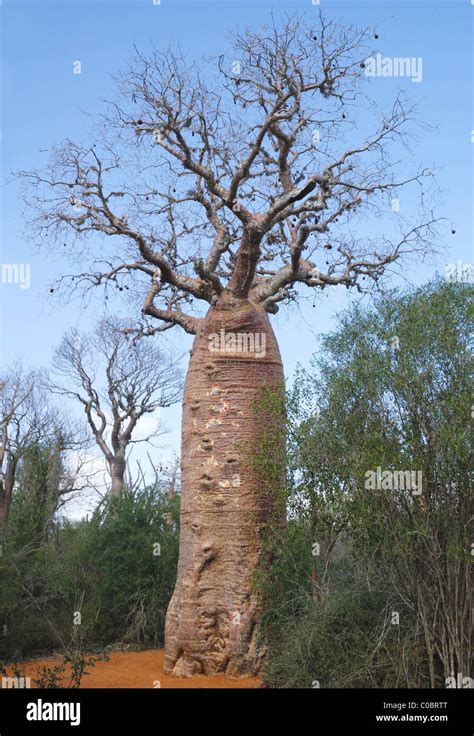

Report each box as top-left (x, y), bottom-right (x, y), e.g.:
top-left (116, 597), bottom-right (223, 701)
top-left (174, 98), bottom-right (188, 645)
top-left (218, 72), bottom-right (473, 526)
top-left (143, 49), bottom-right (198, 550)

top-left (0, 484), bottom-right (179, 663)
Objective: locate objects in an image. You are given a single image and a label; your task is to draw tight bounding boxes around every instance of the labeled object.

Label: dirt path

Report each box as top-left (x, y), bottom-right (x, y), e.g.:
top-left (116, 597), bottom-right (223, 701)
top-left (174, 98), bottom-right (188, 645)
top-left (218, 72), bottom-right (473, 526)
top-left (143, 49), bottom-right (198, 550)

top-left (7, 649), bottom-right (261, 689)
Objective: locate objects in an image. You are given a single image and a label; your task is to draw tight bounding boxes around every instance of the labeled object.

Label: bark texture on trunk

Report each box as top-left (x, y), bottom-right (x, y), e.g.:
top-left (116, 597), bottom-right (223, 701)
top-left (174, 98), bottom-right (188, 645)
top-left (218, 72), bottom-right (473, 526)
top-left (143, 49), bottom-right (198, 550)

top-left (164, 296), bottom-right (285, 677)
top-left (110, 456), bottom-right (125, 498)
top-left (0, 493), bottom-right (11, 533)
top-left (0, 461), bottom-right (16, 533)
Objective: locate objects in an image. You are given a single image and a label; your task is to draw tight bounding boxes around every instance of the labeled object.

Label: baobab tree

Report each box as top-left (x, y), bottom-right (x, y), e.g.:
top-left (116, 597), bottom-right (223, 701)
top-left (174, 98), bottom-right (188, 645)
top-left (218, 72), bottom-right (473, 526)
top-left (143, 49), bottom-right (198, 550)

top-left (19, 13), bottom-right (440, 676)
top-left (50, 319), bottom-right (182, 497)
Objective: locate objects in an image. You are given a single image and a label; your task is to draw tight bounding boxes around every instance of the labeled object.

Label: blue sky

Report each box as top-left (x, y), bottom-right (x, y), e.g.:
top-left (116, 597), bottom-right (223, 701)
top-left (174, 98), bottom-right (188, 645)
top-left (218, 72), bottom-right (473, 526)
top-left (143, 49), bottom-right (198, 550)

top-left (1, 0), bottom-right (472, 506)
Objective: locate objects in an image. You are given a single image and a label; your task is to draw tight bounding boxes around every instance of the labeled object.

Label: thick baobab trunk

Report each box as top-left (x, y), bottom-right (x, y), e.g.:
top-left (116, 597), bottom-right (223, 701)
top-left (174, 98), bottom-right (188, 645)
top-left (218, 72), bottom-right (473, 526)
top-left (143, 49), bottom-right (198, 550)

top-left (164, 295), bottom-right (285, 677)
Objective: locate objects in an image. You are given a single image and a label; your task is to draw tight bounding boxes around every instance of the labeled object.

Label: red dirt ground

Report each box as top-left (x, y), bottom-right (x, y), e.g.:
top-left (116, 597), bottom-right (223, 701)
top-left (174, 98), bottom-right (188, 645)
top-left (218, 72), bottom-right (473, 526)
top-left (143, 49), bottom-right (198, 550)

top-left (7, 649), bottom-right (261, 689)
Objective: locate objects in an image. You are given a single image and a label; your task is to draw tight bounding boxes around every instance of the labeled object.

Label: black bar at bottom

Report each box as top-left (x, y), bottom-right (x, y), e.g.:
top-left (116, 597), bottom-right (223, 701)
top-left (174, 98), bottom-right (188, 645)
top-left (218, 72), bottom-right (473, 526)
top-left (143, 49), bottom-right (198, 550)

top-left (0, 687), bottom-right (471, 734)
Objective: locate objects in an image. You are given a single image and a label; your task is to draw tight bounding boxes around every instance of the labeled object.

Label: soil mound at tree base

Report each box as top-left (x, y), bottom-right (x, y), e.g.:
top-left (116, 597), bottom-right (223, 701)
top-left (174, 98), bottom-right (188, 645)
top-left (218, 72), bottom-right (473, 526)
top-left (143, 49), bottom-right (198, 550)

top-left (8, 649), bottom-right (262, 688)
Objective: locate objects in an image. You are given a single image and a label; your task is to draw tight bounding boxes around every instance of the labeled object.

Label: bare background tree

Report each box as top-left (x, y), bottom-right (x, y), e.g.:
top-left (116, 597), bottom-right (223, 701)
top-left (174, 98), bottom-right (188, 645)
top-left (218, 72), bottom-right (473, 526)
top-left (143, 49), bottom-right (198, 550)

top-left (0, 366), bottom-right (35, 530)
top-left (50, 319), bottom-right (182, 498)
top-left (19, 13), bottom-right (441, 676)
top-left (0, 365), bottom-right (87, 532)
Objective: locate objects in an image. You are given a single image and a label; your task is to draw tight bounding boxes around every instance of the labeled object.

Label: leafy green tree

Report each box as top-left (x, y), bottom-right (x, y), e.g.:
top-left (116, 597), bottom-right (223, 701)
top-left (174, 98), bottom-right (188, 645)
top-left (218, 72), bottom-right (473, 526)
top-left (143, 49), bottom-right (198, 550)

top-left (264, 280), bottom-right (472, 687)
